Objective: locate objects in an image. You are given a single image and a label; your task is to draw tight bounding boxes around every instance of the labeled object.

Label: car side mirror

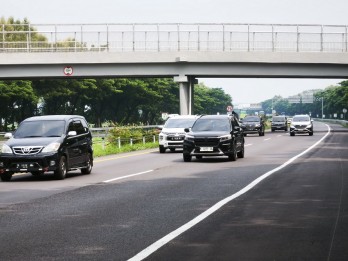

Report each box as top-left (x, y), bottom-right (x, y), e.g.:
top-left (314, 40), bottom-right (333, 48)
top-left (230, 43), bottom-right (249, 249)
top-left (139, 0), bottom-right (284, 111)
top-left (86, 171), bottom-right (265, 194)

top-left (184, 128), bottom-right (190, 133)
top-left (68, 131), bottom-right (77, 136)
top-left (4, 133), bottom-right (13, 139)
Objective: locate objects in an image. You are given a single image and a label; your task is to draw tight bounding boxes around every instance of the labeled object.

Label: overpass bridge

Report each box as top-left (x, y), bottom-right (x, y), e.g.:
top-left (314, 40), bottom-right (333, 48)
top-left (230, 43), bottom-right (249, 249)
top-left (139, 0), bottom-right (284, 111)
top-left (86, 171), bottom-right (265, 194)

top-left (1, 23), bottom-right (348, 114)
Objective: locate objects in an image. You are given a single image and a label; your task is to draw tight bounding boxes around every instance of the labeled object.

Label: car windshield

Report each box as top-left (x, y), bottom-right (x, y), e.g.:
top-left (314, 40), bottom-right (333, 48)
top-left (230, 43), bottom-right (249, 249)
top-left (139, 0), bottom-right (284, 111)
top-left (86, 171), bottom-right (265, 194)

top-left (273, 116), bottom-right (286, 122)
top-left (293, 116), bottom-right (310, 122)
top-left (243, 116), bottom-right (260, 122)
top-left (14, 120), bottom-right (65, 138)
top-left (192, 119), bottom-right (230, 132)
top-left (164, 118), bottom-right (196, 128)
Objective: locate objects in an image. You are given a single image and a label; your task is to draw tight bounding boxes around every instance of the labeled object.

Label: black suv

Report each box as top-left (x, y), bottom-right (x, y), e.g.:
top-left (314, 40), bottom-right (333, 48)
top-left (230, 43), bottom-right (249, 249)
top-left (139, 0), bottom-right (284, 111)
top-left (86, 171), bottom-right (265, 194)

top-left (0, 115), bottom-right (93, 181)
top-left (182, 115), bottom-right (244, 162)
top-left (240, 115), bottom-right (265, 136)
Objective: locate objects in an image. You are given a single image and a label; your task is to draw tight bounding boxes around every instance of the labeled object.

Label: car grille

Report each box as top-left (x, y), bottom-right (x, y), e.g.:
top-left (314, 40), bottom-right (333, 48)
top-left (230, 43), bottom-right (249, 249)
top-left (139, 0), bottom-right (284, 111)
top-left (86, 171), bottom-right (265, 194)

top-left (294, 124), bottom-right (307, 128)
top-left (194, 137), bottom-right (219, 147)
top-left (167, 135), bottom-right (185, 141)
top-left (13, 146), bottom-right (43, 155)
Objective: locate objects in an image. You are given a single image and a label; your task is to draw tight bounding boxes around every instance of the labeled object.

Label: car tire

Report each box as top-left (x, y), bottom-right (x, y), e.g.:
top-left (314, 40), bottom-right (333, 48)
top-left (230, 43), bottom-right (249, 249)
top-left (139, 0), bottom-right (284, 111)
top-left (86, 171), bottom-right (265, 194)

top-left (229, 144), bottom-right (237, 161)
top-left (159, 145), bottom-right (166, 153)
top-left (0, 172), bottom-right (13, 181)
top-left (309, 132), bottom-right (313, 136)
top-left (271, 128), bottom-right (275, 132)
top-left (237, 144), bottom-right (244, 158)
top-left (81, 153), bottom-right (93, 174)
top-left (170, 148), bottom-right (176, 152)
top-left (183, 154), bottom-right (192, 162)
top-left (290, 132), bottom-right (295, 136)
top-left (54, 156), bottom-right (67, 180)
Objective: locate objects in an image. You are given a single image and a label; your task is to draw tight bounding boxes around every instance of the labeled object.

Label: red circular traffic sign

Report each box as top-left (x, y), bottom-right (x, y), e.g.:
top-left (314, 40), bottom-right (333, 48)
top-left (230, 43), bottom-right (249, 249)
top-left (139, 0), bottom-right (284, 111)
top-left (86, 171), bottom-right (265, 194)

top-left (63, 66), bottom-right (73, 76)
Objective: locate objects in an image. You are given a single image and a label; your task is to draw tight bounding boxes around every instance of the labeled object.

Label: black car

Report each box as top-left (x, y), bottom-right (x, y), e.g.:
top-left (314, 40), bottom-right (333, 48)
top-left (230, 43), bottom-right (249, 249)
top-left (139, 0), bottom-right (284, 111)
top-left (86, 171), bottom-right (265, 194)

top-left (0, 115), bottom-right (93, 181)
top-left (182, 115), bottom-right (244, 162)
top-left (271, 115), bottom-right (288, 132)
top-left (240, 115), bottom-right (265, 136)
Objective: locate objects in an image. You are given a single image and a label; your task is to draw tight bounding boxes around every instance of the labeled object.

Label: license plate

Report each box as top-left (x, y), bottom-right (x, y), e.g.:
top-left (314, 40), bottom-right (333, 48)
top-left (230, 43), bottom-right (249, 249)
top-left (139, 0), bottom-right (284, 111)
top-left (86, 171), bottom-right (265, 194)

top-left (200, 147), bottom-right (213, 152)
top-left (18, 163), bottom-right (28, 169)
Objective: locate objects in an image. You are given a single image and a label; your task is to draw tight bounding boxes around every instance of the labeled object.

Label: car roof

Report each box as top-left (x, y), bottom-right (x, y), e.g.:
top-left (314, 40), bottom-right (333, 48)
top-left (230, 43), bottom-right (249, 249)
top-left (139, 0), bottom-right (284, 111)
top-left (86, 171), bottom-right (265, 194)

top-left (167, 115), bottom-right (199, 119)
top-left (198, 115), bottom-right (232, 120)
top-left (23, 115), bottom-right (86, 122)
top-left (293, 114), bottom-right (310, 117)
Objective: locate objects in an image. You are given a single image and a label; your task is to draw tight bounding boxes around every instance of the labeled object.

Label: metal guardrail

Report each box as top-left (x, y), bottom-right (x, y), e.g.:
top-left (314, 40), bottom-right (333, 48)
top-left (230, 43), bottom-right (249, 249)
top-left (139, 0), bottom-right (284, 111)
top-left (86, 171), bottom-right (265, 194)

top-left (1, 23), bottom-right (348, 53)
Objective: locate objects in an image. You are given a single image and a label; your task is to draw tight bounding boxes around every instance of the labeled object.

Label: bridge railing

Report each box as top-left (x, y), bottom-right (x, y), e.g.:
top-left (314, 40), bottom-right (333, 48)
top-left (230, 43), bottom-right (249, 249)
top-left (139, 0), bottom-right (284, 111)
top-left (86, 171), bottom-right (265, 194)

top-left (1, 23), bottom-right (347, 53)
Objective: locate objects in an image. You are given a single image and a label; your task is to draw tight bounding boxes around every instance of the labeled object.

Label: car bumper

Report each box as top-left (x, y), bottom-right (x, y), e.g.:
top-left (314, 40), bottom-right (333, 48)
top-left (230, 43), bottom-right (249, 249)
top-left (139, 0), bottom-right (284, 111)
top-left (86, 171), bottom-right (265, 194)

top-left (0, 152), bottom-right (60, 174)
top-left (183, 141), bottom-right (232, 156)
top-left (290, 127), bottom-right (312, 134)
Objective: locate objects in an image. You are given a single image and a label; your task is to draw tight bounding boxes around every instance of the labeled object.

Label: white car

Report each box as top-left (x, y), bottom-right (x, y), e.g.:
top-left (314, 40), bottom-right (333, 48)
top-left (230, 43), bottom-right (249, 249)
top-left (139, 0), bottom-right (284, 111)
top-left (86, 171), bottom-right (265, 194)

top-left (159, 115), bottom-right (198, 153)
top-left (289, 114), bottom-right (313, 136)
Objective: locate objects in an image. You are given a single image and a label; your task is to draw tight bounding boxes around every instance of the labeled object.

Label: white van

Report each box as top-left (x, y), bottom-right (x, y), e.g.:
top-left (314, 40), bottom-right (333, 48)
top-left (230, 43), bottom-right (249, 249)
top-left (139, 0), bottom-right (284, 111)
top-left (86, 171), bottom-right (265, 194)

top-left (159, 115), bottom-right (198, 153)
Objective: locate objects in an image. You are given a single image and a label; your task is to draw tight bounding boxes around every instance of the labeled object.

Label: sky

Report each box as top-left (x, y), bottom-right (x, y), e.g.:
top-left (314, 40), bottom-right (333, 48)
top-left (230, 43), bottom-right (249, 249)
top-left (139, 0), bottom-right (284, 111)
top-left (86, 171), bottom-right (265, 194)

top-left (2, 0), bottom-right (347, 104)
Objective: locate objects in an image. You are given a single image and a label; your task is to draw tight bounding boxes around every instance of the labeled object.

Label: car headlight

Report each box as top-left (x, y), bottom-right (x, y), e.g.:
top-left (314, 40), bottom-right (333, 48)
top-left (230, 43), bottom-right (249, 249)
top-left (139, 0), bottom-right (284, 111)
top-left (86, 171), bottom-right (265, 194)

top-left (1, 144), bottom-right (13, 154)
top-left (185, 135), bottom-right (195, 142)
top-left (42, 142), bottom-right (61, 153)
top-left (219, 135), bottom-right (231, 141)
top-left (306, 124), bottom-right (312, 128)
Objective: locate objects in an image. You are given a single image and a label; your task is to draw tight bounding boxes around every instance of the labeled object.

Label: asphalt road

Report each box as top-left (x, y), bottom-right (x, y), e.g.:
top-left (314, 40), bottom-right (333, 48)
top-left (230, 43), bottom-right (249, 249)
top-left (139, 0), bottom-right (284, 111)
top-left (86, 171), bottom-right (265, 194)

top-left (0, 121), bottom-right (347, 261)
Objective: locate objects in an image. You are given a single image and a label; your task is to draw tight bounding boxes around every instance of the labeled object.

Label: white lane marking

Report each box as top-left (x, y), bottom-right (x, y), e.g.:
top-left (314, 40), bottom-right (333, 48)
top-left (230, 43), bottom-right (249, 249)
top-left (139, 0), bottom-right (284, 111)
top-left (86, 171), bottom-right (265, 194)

top-left (103, 170), bottom-right (154, 183)
top-left (277, 135), bottom-right (282, 137)
top-left (128, 124), bottom-right (331, 261)
top-left (245, 144), bottom-right (253, 147)
top-left (264, 138), bottom-right (271, 141)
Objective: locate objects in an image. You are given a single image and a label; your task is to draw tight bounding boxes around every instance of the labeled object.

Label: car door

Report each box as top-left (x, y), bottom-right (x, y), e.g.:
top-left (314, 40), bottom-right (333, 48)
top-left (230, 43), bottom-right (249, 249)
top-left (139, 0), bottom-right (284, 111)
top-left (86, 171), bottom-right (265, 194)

top-left (66, 121), bottom-right (80, 167)
top-left (232, 117), bottom-right (243, 151)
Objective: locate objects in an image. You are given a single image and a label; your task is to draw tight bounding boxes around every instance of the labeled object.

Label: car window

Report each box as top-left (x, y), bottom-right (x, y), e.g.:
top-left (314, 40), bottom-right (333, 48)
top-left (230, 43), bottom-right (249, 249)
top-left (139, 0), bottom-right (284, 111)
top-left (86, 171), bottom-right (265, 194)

top-left (68, 120), bottom-right (86, 135)
top-left (273, 116), bottom-right (285, 122)
top-left (293, 116), bottom-right (310, 122)
top-left (192, 119), bottom-right (230, 131)
top-left (14, 120), bottom-right (65, 138)
top-left (164, 118), bottom-right (196, 128)
top-left (243, 116), bottom-right (260, 122)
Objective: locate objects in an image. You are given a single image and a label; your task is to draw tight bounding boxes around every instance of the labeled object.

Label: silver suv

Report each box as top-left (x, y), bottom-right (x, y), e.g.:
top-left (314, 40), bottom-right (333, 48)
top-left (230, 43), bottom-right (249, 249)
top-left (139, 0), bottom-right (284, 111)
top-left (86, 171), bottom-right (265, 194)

top-left (289, 114), bottom-right (313, 136)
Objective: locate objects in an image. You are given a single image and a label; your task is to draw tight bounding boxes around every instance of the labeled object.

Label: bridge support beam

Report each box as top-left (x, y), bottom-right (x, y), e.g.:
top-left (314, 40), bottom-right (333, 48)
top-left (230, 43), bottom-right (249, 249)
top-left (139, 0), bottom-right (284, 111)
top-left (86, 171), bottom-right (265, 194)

top-left (174, 76), bottom-right (197, 115)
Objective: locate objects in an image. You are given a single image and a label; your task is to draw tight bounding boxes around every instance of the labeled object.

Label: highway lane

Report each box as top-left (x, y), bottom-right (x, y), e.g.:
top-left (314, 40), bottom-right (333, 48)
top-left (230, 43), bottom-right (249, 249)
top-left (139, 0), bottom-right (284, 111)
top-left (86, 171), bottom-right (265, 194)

top-left (0, 121), bottom-right (346, 260)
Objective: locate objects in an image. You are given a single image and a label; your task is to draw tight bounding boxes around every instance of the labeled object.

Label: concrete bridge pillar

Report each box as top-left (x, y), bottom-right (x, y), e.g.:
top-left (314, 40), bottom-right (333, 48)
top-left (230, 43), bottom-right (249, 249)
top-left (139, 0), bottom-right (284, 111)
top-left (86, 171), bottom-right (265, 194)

top-left (174, 76), bottom-right (197, 115)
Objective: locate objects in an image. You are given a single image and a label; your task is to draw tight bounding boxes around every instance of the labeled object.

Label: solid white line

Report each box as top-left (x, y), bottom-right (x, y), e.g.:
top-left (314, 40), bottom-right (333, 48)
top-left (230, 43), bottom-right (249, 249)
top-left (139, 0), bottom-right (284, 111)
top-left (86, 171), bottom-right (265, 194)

top-left (128, 124), bottom-right (331, 261)
top-left (245, 144), bottom-right (253, 147)
top-left (103, 170), bottom-right (154, 183)
top-left (264, 138), bottom-right (271, 141)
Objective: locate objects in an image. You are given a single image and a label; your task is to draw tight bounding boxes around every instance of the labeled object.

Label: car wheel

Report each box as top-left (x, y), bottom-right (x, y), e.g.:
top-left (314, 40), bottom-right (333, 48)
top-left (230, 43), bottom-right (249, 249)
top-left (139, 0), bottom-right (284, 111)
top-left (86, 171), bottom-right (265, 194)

top-left (81, 153), bottom-right (93, 174)
top-left (243, 133), bottom-right (247, 137)
top-left (271, 128), bottom-right (275, 132)
top-left (0, 172), bottom-right (13, 182)
top-left (290, 132), bottom-right (295, 136)
top-left (309, 131), bottom-right (313, 136)
top-left (170, 148), bottom-right (176, 152)
top-left (229, 144), bottom-right (237, 161)
top-left (183, 154), bottom-right (192, 162)
top-left (54, 156), bottom-right (67, 180)
top-left (159, 145), bottom-right (166, 153)
top-left (237, 143), bottom-right (244, 158)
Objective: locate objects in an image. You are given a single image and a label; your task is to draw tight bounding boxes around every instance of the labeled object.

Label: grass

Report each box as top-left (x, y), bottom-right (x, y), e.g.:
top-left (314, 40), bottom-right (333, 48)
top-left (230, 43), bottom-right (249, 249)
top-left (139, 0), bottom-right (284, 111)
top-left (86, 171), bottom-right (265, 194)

top-left (93, 138), bottom-right (158, 157)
